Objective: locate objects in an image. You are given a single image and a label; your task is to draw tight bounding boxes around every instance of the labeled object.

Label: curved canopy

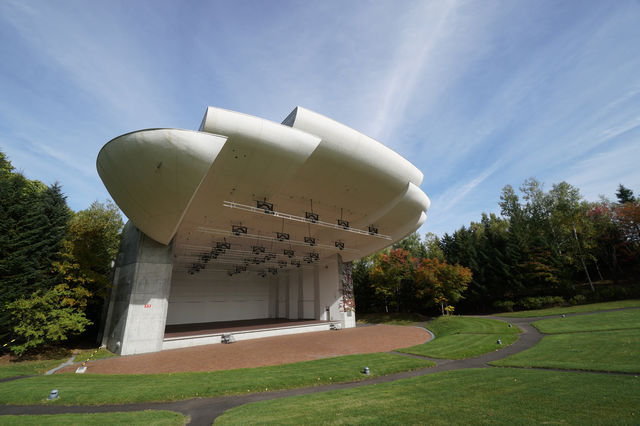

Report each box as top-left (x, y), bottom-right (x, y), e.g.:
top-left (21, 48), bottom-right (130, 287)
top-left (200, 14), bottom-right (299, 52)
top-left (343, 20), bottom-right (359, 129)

top-left (97, 106), bottom-right (430, 275)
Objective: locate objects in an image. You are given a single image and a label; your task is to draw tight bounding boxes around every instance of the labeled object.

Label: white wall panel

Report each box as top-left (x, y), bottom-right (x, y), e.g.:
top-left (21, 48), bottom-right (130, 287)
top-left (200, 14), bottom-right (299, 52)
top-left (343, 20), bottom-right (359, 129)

top-left (166, 271), bottom-right (271, 325)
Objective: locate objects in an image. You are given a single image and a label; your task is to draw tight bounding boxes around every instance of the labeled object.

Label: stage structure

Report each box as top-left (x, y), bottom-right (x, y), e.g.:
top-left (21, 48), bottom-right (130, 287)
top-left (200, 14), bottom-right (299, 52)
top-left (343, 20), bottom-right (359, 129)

top-left (97, 106), bottom-right (430, 355)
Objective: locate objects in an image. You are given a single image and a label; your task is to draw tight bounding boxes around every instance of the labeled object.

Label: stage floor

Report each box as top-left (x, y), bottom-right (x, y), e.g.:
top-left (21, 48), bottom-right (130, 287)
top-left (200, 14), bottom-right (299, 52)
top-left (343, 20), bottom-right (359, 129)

top-left (164, 318), bottom-right (329, 338)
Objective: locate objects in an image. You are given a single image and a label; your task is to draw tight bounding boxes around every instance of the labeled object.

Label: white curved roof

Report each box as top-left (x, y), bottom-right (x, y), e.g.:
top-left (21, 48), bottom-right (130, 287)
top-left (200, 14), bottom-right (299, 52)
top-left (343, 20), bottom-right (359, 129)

top-left (97, 106), bottom-right (430, 274)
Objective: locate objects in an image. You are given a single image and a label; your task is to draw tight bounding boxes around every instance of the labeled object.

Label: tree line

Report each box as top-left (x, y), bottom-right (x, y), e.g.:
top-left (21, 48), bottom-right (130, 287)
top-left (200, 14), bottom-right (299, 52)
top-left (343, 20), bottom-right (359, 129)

top-left (0, 151), bottom-right (123, 355)
top-left (355, 179), bottom-right (640, 315)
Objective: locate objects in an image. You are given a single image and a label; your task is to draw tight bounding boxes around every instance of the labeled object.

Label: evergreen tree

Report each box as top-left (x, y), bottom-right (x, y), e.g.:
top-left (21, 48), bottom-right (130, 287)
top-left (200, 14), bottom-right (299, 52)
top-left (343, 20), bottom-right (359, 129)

top-left (616, 184), bottom-right (635, 204)
top-left (0, 152), bottom-right (71, 344)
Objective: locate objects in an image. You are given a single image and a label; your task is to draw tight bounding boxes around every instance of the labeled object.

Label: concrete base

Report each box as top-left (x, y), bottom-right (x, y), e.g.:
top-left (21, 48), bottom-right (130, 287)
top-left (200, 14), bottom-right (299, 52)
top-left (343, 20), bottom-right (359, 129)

top-left (101, 222), bottom-right (174, 355)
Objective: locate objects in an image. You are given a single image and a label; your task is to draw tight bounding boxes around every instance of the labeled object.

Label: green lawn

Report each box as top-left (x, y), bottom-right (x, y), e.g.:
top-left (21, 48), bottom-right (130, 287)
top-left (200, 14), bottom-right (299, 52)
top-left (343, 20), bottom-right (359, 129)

top-left (215, 368), bottom-right (640, 425)
top-left (532, 309), bottom-right (640, 334)
top-left (74, 347), bottom-right (117, 363)
top-left (0, 358), bottom-right (67, 380)
top-left (399, 316), bottom-right (520, 359)
top-left (0, 348), bottom-right (117, 380)
top-left (425, 316), bottom-right (520, 336)
top-left (494, 299), bottom-right (640, 318)
top-left (492, 329), bottom-right (640, 373)
top-left (0, 410), bottom-right (186, 425)
top-left (0, 353), bottom-right (433, 405)
top-left (492, 308), bottom-right (640, 373)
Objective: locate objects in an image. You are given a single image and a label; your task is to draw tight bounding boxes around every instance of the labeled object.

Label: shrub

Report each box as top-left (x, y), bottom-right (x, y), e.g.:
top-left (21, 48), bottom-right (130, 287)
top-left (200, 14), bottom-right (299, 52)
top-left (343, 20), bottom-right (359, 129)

top-left (569, 295), bottom-right (587, 305)
top-left (517, 296), bottom-right (565, 310)
top-left (493, 300), bottom-right (515, 312)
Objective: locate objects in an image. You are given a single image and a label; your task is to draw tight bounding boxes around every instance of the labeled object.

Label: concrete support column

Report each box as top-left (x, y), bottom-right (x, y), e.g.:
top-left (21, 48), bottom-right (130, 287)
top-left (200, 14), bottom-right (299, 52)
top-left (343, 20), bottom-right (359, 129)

top-left (102, 222), bottom-right (173, 355)
top-left (277, 273), bottom-right (289, 318)
top-left (315, 254), bottom-right (356, 327)
top-left (338, 255), bottom-right (356, 328)
top-left (287, 270), bottom-right (300, 319)
top-left (268, 278), bottom-right (277, 318)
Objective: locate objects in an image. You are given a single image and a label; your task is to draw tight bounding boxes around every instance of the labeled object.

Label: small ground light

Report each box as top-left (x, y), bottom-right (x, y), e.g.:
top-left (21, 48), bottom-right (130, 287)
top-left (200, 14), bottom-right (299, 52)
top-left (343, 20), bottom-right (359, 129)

top-left (48, 389), bottom-right (58, 400)
top-left (363, 367), bottom-right (370, 375)
top-left (497, 339), bottom-right (502, 345)
top-left (508, 323), bottom-right (512, 327)
top-left (561, 314), bottom-right (566, 318)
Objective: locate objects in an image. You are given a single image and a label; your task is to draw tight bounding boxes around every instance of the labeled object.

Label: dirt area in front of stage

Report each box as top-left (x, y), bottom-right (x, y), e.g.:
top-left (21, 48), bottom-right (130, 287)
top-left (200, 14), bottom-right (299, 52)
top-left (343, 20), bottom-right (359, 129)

top-left (57, 324), bottom-right (430, 375)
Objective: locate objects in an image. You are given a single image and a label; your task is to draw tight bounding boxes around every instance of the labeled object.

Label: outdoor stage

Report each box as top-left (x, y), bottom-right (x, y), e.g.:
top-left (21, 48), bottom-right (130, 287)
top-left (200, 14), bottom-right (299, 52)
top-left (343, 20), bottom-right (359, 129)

top-left (163, 318), bottom-right (339, 350)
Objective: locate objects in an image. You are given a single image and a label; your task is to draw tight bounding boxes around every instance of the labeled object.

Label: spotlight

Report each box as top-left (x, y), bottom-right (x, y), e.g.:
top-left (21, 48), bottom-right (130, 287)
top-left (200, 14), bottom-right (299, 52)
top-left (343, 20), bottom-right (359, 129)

top-left (337, 219), bottom-right (349, 229)
top-left (277, 232), bottom-right (290, 241)
top-left (335, 241), bottom-right (344, 250)
top-left (257, 200), bottom-right (274, 214)
top-left (252, 246), bottom-right (266, 254)
top-left (304, 236), bottom-right (316, 246)
top-left (368, 226), bottom-right (378, 235)
top-left (305, 212), bottom-right (319, 223)
top-left (217, 241), bottom-right (231, 250)
top-left (284, 249), bottom-right (295, 257)
top-left (232, 225), bottom-right (247, 236)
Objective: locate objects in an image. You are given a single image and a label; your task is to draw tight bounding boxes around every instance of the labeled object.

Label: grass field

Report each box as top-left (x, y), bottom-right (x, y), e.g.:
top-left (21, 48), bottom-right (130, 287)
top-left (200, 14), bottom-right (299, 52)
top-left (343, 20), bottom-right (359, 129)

top-left (73, 348), bottom-right (117, 363)
top-left (532, 308), bottom-right (640, 334)
top-left (0, 358), bottom-right (67, 380)
top-left (492, 309), bottom-right (640, 373)
top-left (0, 348), bottom-right (116, 380)
top-left (494, 299), bottom-right (640, 317)
top-left (492, 329), bottom-right (640, 372)
top-left (0, 410), bottom-right (185, 425)
top-left (399, 316), bottom-right (520, 359)
top-left (215, 368), bottom-right (640, 425)
top-left (0, 353), bottom-right (433, 405)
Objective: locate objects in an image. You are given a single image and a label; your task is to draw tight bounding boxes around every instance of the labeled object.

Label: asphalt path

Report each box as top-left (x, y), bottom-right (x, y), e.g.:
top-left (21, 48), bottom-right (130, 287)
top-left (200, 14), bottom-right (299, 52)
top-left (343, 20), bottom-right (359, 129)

top-left (1, 307), bottom-right (637, 425)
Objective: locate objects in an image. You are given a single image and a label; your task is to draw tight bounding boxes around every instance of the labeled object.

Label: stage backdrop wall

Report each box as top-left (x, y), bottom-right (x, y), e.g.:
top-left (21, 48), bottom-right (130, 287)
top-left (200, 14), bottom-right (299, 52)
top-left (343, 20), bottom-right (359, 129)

top-left (166, 271), bottom-right (276, 325)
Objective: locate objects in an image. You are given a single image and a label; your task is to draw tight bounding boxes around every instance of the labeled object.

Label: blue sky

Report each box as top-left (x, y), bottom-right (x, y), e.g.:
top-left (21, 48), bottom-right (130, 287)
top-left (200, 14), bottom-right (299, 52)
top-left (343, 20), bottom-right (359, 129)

top-left (1, 0), bottom-right (639, 238)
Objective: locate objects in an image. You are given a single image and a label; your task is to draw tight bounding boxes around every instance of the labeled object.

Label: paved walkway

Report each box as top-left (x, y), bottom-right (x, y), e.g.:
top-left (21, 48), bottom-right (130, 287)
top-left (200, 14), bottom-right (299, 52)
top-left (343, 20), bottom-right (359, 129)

top-left (1, 308), bottom-right (637, 425)
top-left (57, 324), bottom-right (430, 375)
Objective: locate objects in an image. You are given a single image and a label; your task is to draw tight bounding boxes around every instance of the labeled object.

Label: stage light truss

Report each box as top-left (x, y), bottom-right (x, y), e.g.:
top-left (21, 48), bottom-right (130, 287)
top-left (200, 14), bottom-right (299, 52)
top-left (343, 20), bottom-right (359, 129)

top-left (178, 244), bottom-right (319, 271)
top-left (223, 201), bottom-right (391, 240)
top-left (195, 226), bottom-right (360, 254)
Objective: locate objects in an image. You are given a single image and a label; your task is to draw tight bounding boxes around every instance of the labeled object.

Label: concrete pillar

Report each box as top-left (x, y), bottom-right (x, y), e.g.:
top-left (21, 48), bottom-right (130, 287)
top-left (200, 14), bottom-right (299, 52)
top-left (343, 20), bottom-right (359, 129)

top-left (288, 270), bottom-right (299, 319)
top-left (268, 278), bottom-right (277, 318)
top-left (338, 255), bottom-right (356, 328)
top-left (102, 222), bottom-right (173, 355)
top-left (277, 273), bottom-right (289, 318)
top-left (315, 254), bottom-right (356, 327)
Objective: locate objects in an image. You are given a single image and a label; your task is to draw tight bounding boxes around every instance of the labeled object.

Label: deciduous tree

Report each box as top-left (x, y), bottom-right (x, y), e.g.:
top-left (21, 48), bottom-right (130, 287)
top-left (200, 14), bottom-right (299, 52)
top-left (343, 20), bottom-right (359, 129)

top-left (415, 258), bottom-right (472, 315)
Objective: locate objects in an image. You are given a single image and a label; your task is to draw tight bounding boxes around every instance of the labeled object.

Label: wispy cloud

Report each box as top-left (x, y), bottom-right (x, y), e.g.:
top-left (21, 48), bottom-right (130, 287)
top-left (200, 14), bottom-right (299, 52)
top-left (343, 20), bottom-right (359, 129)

top-left (1, 0), bottom-right (639, 230)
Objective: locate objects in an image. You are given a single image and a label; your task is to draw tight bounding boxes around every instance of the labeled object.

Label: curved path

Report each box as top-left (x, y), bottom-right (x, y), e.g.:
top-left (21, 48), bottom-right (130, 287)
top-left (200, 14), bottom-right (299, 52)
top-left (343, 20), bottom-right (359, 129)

top-left (1, 308), bottom-right (636, 425)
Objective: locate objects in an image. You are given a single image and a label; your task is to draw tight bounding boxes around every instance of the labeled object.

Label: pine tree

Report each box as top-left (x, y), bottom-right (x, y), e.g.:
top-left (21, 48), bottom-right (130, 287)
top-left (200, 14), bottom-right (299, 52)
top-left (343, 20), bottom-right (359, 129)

top-left (616, 184), bottom-right (634, 204)
top-left (0, 152), bottom-right (71, 343)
